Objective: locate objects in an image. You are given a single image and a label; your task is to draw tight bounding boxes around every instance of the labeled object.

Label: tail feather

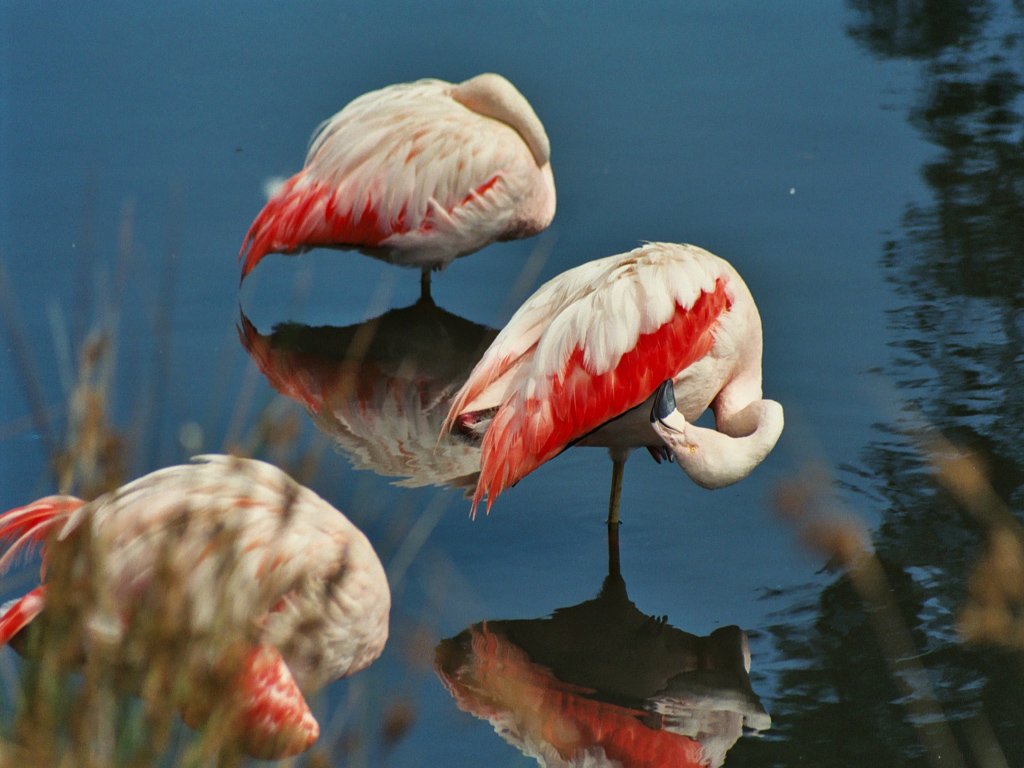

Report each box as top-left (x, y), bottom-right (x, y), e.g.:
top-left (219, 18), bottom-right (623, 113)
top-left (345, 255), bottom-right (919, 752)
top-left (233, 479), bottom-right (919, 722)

top-left (470, 396), bottom-right (546, 517)
top-left (0, 586), bottom-right (46, 646)
top-left (0, 495), bottom-right (84, 576)
top-left (442, 353), bottom-right (514, 438)
top-left (239, 175), bottom-right (308, 281)
top-left (239, 173), bottom-right (398, 283)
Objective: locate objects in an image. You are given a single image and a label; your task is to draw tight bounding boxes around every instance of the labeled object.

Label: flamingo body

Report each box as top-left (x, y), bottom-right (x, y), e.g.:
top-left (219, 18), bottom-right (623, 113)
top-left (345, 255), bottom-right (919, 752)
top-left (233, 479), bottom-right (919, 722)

top-left (0, 455), bottom-right (390, 758)
top-left (240, 74), bottom-right (555, 281)
top-left (445, 243), bottom-right (783, 514)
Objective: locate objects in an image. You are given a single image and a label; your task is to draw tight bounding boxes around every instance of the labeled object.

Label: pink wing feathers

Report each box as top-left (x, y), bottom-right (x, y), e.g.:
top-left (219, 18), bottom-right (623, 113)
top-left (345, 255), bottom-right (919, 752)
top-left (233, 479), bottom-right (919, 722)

top-left (179, 644), bottom-right (320, 760)
top-left (0, 495), bottom-right (84, 646)
top-left (441, 279), bottom-right (565, 432)
top-left (0, 495), bottom-right (85, 576)
top-left (442, 249), bottom-right (648, 428)
top-left (236, 645), bottom-right (319, 759)
top-left (446, 243), bottom-right (736, 514)
top-left (240, 79), bottom-right (537, 280)
top-left (0, 587), bottom-right (46, 646)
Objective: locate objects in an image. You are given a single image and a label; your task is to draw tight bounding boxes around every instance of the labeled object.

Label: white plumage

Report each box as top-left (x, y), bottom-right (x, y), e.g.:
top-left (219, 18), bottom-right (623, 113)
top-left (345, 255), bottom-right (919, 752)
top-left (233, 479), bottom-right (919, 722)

top-left (240, 74), bottom-right (556, 288)
top-left (444, 242), bottom-right (784, 515)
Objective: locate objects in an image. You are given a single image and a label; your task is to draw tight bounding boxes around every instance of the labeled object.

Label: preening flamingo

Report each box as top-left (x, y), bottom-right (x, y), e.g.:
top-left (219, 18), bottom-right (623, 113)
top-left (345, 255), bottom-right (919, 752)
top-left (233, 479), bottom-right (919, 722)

top-left (239, 74), bottom-right (556, 297)
top-left (444, 242), bottom-right (784, 520)
top-left (0, 455), bottom-right (390, 759)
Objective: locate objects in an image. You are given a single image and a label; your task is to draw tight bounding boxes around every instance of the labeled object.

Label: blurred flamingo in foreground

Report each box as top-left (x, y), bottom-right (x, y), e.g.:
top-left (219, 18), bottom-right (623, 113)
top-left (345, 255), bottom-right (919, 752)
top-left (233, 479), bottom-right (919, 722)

top-left (0, 455), bottom-right (390, 759)
top-left (444, 242), bottom-right (784, 520)
top-left (239, 73), bottom-right (556, 298)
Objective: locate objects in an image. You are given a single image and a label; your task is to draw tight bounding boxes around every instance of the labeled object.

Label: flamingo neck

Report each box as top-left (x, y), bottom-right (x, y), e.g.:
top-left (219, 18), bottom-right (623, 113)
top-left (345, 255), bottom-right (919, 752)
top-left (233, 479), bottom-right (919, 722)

top-left (452, 74), bottom-right (551, 167)
top-left (654, 399), bottom-right (784, 490)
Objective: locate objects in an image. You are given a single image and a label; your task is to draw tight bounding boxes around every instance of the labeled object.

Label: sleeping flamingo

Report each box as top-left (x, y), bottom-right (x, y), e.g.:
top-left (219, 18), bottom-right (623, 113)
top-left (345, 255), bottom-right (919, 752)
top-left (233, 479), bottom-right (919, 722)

top-left (239, 73), bottom-right (556, 298)
top-left (0, 455), bottom-right (390, 759)
top-left (444, 242), bottom-right (784, 521)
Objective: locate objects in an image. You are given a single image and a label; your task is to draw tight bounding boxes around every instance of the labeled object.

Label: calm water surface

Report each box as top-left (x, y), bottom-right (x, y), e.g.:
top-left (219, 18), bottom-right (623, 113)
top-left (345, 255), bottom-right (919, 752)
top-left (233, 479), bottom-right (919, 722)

top-left (1, 1), bottom-right (1022, 766)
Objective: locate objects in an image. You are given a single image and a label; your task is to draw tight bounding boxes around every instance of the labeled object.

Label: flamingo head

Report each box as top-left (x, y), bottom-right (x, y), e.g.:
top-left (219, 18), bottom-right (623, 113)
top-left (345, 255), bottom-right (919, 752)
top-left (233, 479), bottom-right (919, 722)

top-left (650, 379), bottom-right (783, 490)
top-left (452, 74), bottom-right (551, 167)
top-left (651, 379), bottom-right (678, 423)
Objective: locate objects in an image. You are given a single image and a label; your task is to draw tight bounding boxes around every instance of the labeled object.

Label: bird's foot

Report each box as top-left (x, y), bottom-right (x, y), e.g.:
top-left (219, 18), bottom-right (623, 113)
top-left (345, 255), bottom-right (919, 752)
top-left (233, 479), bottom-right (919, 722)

top-left (646, 445), bottom-right (672, 464)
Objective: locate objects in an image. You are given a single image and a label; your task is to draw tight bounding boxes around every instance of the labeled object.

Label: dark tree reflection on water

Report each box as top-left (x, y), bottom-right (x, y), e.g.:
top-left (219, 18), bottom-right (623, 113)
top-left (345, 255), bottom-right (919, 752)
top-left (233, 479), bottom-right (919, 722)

top-left (738, 2), bottom-right (1024, 765)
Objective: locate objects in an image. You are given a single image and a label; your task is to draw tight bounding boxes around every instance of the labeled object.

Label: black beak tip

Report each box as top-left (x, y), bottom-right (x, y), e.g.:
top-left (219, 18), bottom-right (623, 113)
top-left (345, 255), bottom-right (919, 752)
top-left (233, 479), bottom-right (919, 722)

top-left (650, 380), bottom-right (676, 423)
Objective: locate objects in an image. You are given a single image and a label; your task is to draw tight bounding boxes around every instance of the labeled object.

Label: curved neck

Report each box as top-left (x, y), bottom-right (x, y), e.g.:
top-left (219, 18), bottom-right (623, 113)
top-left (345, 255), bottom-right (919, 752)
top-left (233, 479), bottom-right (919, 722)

top-left (653, 399), bottom-right (784, 490)
top-left (452, 74), bottom-right (551, 167)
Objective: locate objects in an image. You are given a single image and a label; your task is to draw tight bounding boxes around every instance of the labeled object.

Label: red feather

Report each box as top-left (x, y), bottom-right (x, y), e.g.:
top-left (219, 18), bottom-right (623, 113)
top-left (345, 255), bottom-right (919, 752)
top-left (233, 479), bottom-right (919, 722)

top-left (237, 644), bottom-right (320, 759)
top-left (0, 495), bottom-right (84, 575)
top-left (473, 279), bottom-right (731, 514)
top-left (239, 172), bottom-right (503, 281)
top-left (0, 586), bottom-right (46, 646)
top-left (240, 177), bottom-right (399, 280)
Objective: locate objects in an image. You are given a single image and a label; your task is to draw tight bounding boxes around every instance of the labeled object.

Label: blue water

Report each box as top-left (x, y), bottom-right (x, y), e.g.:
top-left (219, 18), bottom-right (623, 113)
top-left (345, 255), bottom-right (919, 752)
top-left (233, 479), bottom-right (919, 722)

top-left (3, 1), bottom-right (1022, 765)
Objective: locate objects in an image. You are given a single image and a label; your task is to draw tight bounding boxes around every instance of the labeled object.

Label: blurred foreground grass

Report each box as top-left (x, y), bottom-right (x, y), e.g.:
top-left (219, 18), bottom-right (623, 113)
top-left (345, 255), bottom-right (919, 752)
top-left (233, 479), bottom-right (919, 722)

top-left (0, 208), bottom-right (429, 766)
top-left (775, 430), bottom-right (1024, 768)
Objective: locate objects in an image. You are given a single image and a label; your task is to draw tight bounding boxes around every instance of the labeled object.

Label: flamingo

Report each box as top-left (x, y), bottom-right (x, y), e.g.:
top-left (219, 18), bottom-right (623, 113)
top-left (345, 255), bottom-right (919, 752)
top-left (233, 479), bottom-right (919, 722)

top-left (444, 242), bottom-right (784, 521)
top-left (239, 74), bottom-right (556, 298)
top-left (0, 455), bottom-right (390, 759)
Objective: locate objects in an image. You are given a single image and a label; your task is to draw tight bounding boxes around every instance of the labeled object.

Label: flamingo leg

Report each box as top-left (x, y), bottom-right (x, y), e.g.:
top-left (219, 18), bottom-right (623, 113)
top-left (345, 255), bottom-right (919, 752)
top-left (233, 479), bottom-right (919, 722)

top-left (607, 457), bottom-right (625, 526)
top-left (420, 267), bottom-right (432, 302)
top-left (607, 518), bottom-right (620, 578)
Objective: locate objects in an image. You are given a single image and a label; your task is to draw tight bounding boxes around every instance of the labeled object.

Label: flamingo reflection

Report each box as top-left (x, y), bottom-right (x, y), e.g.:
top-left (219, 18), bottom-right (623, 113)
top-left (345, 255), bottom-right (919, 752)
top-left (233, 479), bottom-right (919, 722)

top-left (435, 526), bottom-right (770, 767)
top-left (239, 299), bottom-right (497, 492)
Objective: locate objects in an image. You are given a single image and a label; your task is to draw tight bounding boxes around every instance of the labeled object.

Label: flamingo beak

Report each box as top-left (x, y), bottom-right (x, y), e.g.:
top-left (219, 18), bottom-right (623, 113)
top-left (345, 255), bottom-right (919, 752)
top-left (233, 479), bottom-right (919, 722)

top-left (651, 380), bottom-right (676, 424)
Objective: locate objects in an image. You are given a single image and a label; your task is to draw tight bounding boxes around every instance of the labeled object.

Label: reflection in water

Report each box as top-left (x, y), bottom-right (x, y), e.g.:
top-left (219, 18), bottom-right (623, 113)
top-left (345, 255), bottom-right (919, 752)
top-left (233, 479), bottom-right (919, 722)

top-left (0, 456), bottom-right (390, 760)
top-left (237, 74), bottom-right (556, 299)
top-left (435, 530), bottom-right (769, 767)
top-left (239, 299), bottom-right (497, 491)
top-left (757, 2), bottom-right (1024, 765)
